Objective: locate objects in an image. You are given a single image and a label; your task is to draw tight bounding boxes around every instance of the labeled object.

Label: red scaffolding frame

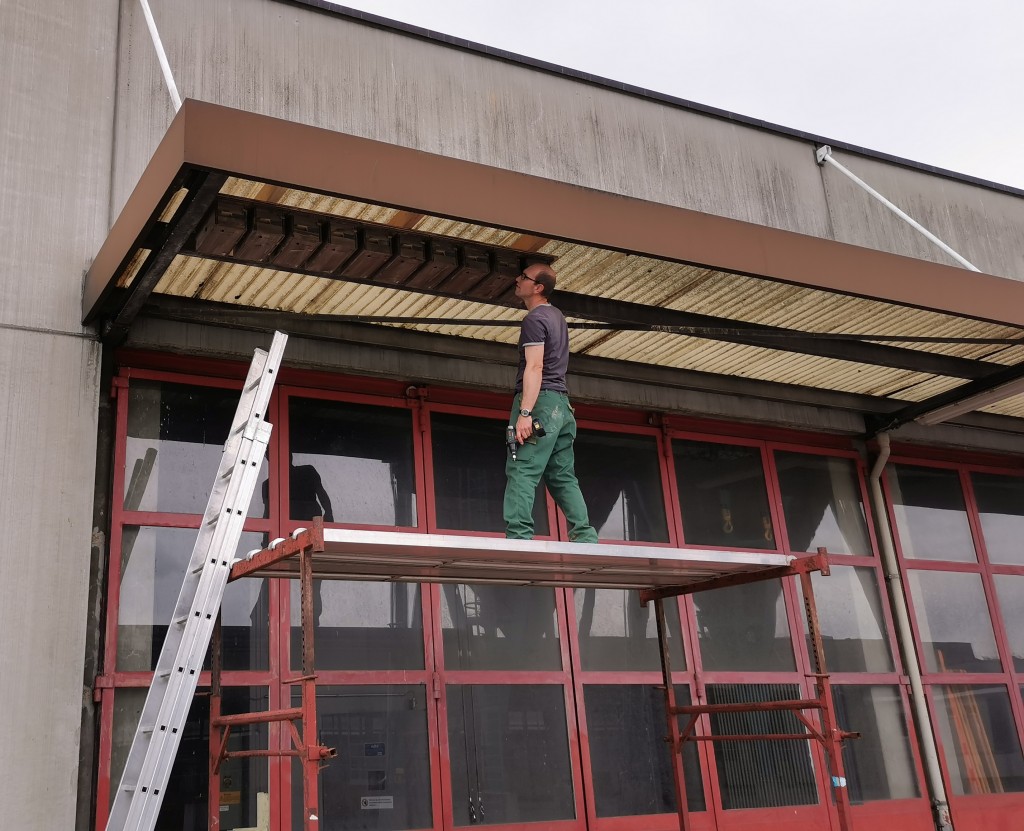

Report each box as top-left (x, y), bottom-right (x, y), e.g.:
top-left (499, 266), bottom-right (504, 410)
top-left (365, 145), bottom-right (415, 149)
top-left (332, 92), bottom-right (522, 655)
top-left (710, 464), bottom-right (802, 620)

top-left (213, 519), bottom-right (858, 831)
top-left (640, 549), bottom-right (858, 831)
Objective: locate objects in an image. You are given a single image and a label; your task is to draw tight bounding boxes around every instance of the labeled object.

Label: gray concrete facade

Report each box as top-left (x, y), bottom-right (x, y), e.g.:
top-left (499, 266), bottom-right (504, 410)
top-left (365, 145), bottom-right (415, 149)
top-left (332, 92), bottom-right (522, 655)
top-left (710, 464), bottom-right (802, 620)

top-left (3, 2), bottom-right (1024, 830)
top-left (0, 0), bottom-right (116, 828)
top-left (113, 0), bottom-right (1024, 282)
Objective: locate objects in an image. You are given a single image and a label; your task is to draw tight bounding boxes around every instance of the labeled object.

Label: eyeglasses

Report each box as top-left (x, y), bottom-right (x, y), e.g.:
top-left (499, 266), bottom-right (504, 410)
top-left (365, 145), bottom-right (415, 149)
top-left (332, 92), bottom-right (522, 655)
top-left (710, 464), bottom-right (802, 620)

top-left (516, 272), bottom-right (539, 284)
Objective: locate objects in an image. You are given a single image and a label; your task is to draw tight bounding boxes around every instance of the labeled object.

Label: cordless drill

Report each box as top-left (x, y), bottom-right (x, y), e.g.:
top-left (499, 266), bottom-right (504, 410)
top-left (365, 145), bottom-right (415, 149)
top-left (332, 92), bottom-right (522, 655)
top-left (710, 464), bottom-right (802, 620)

top-left (505, 418), bottom-right (546, 462)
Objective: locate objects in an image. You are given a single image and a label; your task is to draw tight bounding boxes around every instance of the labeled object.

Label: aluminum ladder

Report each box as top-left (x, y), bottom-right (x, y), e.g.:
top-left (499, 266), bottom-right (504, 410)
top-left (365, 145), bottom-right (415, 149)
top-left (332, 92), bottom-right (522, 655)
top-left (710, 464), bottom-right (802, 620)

top-left (106, 331), bottom-right (288, 831)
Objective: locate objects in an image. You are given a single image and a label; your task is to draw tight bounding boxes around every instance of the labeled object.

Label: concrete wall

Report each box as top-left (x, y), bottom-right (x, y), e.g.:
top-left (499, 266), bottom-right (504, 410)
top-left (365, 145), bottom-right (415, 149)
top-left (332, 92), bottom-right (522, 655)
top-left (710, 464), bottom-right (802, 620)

top-left (0, 0), bottom-right (116, 828)
top-left (110, 0), bottom-right (1024, 281)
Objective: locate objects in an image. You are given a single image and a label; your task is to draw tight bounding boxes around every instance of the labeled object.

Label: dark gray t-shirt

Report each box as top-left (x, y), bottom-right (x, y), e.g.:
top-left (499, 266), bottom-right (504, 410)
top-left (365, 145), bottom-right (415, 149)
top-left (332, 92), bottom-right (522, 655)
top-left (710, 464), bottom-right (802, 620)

top-left (514, 303), bottom-right (569, 393)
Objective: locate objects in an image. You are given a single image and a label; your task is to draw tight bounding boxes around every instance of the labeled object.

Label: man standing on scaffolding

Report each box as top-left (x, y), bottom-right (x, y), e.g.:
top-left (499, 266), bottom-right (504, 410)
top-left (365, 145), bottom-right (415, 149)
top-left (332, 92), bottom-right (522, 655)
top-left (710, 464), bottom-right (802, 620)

top-left (504, 263), bottom-right (599, 542)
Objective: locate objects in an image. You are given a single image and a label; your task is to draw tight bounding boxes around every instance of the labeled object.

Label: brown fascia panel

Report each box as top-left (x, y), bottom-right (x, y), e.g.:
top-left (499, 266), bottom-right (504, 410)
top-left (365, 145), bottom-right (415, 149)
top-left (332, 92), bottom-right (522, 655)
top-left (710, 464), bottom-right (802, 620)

top-left (83, 101), bottom-right (1024, 328)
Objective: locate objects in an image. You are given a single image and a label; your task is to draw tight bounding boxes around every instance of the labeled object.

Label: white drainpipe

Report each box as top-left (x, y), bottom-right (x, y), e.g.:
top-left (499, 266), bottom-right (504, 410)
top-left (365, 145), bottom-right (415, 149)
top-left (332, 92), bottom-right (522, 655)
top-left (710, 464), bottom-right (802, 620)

top-left (868, 432), bottom-right (953, 830)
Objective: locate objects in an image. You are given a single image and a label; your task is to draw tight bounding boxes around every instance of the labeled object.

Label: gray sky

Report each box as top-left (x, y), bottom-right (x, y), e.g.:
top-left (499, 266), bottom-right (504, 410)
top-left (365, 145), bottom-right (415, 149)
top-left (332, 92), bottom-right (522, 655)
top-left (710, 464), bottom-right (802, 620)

top-left (330, 0), bottom-right (1024, 190)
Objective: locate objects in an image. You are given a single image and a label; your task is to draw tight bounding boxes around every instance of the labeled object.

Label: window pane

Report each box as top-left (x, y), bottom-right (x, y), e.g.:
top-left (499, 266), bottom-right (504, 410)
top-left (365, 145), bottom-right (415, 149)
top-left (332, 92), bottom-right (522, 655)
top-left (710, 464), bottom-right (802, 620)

top-left (441, 584), bottom-right (560, 671)
top-left (290, 581), bottom-right (423, 670)
top-left (800, 566), bottom-right (894, 673)
top-left (972, 472), bottom-right (1024, 565)
top-left (674, 440), bottom-right (776, 549)
top-left (707, 683), bottom-right (818, 809)
top-left (288, 398), bottom-right (417, 526)
top-left (295, 685), bottom-right (432, 831)
top-left (575, 430), bottom-right (668, 542)
top-left (775, 452), bottom-right (870, 555)
top-left (117, 528), bottom-right (267, 671)
top-left (583, 685), bottom-right (704, 816)
top-left (694, 579), bottom-right (795, 671)
top-left (112, 688), bottom-right (269, 828)
top-left (907, 571), bottom-right (1000, 673)
top-left (574, 589), bottom-right (685, 671)
top-left (933, 685), bottom-right (1024, 795)
top-left (447, 685), bottom-right (574, 825)
top-left (887, 465), bottom-right (976, 562)
top-left (431, 412), bottom-right (547, 534)
top-left (994, 575), bottom-right (1024, 673)
top-left (125, 380), bottom-right (268, 517)
top-left (833, 685), bottom-right (920, 802)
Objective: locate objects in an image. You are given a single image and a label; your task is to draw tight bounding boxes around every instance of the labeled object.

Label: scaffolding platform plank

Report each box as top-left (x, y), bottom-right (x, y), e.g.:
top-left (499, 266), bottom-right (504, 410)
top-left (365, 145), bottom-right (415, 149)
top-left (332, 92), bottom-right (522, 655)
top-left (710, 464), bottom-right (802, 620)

top-left (235, 528), bottom-right (795, 588)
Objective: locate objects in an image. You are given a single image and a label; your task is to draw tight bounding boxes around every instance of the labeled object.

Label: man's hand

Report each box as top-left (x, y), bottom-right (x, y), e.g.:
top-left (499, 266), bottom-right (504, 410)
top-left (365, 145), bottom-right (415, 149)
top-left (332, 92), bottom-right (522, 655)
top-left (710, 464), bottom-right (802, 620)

top-left (515, 414), bottom-right (534, 444)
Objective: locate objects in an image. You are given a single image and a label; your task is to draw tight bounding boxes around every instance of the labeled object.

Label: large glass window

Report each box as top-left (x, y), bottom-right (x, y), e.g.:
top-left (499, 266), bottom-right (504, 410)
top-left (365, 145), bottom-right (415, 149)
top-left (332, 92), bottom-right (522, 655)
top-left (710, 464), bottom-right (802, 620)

top-left (295, 685), bottom-right (432, 831)
top-left (933, 685), bottom-right (1024, 795)
top-left (117, 528), bottom-right (268, 671)
top-left (447, 685), bottom-right (574, 825)
top-left (694, 579), bottom-right (795, 671)
top-left (775, 451), bottom-right (870, 555)
top-left (833, 685), bottom-right (920, 802)
top-left (290, 581), bottom-right (423, 671)
top-left (972, 472), bottom-right (1024, 565)
top-left (800, 566), bottom-right (894, 673)
top-left (707, 683), bottom-right (818, 809)
top-left (574, 430), bottom-right (669, 542)
top-left (574, 588), bottom-right (684, 671)
top-left (441, 584), bottom-right (561, 671)
top-left (430, 412), bottom-right (547, 534)
top-left (994, 575), bottom-right (1024, 673)
top-left (287, 397), bottom-right (417, 526)
top-left (888, 465), bottom-right (977, 562)
top-left (111, 688), bottom-right (269, 828)
top-left (907, 571), bottom-right (1000, 673)
top-left (674, 439), bottom-right (776, 549)
top-left (583, 685), bottom-right (704, 816)
top-left (125, 380), bottom-right (268, 517)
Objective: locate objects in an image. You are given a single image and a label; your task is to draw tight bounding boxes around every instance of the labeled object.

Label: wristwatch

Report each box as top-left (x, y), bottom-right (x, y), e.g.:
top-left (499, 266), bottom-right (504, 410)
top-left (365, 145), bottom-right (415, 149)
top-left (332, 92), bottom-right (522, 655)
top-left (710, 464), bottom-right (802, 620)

top-left (519, 408), bottom-right (532, 417)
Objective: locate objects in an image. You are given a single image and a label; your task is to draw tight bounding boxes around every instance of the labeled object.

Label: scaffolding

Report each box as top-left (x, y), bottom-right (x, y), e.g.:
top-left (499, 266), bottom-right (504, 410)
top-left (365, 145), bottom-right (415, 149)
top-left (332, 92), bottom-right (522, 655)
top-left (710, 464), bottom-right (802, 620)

top-left (216, 518), bottom-right (858, 831)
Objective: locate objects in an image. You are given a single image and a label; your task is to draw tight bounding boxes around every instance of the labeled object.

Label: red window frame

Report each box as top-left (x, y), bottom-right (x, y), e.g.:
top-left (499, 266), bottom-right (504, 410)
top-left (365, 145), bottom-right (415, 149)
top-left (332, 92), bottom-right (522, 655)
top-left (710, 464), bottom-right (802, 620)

top-left (883, 454), bottom-right (1024, 828)
top-left (96, 353), bottom-right (950, 831)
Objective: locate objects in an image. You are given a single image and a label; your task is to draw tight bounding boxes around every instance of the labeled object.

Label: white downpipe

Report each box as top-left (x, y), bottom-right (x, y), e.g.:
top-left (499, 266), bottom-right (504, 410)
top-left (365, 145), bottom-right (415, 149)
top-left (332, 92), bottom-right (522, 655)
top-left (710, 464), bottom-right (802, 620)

top-left (139, 0), bottom-right (182, 112)
top-left (868, 433), bottom-right (953, 830)
top-left (816, 146), bottom-right (979, 273)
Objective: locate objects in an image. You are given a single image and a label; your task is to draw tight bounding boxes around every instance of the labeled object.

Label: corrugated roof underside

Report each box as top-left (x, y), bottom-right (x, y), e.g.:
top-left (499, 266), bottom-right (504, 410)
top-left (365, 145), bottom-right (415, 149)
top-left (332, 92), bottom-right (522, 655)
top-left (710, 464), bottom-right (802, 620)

top-left (220, 177), bottom-right (1024, 367)
top-left (157, 254), bottom-right (969, 401)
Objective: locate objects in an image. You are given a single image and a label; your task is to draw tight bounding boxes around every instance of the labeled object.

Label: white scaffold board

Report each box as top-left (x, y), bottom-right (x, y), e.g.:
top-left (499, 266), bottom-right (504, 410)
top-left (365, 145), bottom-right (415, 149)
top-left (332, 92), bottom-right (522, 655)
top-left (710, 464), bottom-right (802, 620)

top-left (243, 528), bottom-right (795, 589)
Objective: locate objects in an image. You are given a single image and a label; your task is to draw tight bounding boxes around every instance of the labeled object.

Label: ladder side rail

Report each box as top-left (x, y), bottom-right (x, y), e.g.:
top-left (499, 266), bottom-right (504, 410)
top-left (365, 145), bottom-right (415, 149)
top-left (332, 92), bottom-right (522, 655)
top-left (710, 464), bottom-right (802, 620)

top-left (654, 597), bottom-right (692, 831)
top-left (122, 421), bottom-right (272, 830)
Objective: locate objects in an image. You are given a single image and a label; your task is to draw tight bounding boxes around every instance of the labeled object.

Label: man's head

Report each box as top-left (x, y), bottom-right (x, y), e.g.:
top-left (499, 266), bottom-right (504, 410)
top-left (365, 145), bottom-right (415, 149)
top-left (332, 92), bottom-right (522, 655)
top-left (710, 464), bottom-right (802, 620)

top-left (515, 263), bottom-right (556, 306)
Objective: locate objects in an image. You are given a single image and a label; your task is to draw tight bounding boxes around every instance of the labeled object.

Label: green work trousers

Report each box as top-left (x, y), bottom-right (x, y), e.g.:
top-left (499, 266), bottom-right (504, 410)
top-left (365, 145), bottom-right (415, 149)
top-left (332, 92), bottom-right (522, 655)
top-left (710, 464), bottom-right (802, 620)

top-left (504, 390), bottom-right (598, 542)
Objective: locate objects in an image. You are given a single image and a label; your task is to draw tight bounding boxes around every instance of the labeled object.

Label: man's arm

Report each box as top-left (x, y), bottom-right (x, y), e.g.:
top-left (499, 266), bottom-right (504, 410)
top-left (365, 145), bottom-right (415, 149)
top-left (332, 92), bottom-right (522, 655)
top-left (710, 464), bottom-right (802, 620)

top-left (516, 343), bottom-right (544, 444)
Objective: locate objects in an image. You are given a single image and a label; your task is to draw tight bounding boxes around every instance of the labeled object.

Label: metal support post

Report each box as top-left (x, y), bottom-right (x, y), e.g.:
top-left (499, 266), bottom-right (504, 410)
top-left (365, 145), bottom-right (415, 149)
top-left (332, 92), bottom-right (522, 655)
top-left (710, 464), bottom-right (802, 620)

top-left (647, 550), bottom-right (858, 831)
top-left (798, 553), bottom-right (854, 830)
top-left (299, 542), bottom-right (322, 831)
top-left (208, 519), bottom-right (334, 831)
top-left (654, 598), bottom-right (692, 831)
top-left (209, 617), bottom-right (223, 831)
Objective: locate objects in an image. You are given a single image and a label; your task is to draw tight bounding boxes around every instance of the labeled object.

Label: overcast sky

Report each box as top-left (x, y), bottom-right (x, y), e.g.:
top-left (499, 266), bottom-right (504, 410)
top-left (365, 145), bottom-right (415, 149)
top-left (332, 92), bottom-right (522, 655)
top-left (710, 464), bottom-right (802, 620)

top-left (329, 0), bottom-right (1024, 190)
